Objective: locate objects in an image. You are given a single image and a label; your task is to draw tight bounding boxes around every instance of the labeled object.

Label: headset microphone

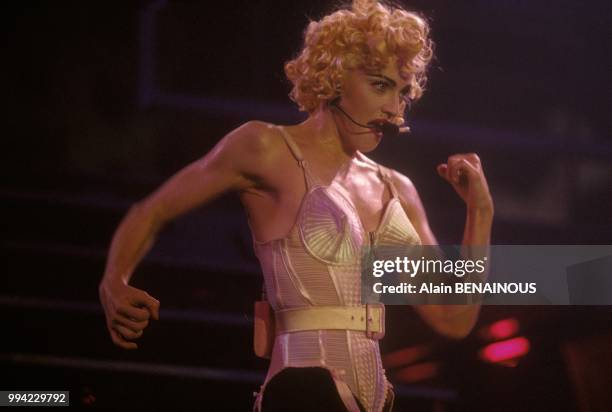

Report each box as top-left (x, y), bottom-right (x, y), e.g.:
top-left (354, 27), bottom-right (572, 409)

top-left (330, 98), bottom-right (410, 138)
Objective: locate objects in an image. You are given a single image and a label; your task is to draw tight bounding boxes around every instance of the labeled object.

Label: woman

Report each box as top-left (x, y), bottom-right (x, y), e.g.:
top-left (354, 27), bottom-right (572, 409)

top-left (98, 1), bottom-right (493, 411)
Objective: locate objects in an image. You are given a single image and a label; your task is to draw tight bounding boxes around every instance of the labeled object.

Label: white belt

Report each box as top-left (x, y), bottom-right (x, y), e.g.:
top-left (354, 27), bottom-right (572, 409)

top-left (274, 304), bottom-right (385, 340)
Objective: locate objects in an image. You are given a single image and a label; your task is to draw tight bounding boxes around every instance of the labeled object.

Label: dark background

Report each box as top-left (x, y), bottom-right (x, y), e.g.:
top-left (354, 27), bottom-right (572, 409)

top-left (2, 1), bottom-right (611, 411)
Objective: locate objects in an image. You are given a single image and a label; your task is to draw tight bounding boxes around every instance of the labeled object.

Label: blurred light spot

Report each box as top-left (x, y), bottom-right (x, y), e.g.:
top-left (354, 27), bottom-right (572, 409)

top-left (394, 361), bottom-right (439, 383)
top-left (480, 336), bottom-right (530, 365)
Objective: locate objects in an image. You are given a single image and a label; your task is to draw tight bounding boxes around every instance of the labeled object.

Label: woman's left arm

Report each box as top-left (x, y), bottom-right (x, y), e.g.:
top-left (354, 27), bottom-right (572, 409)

top-left (391, 153), bottom-right (493, 339)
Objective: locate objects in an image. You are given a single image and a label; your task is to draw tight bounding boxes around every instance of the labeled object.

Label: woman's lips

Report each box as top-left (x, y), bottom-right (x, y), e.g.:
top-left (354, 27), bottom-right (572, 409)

top-left (368, 119), bottom-right (387, 139)
top-left (368, 118), bottom-right (388, 127)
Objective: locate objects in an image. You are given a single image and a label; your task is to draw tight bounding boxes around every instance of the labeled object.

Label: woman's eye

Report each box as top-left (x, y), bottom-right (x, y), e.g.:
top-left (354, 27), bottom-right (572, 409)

top-left (372, 82), bottom-right (388, 91)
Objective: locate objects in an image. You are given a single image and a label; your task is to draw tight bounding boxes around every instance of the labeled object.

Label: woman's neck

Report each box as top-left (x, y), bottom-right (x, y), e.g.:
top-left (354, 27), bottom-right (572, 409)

top-left (299, 107), bottom-right (358, 164)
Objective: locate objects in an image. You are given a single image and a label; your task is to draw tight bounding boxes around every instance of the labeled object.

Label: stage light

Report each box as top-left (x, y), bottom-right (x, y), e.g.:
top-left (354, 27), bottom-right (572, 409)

top-left (394, 361), bottom-right (440, 383)
top-left (484, 318), bottom-right (519, 341)
top-left (479, 336), bottom-right (530, 365)
top-left (382, 345), bottom-right (431, 369)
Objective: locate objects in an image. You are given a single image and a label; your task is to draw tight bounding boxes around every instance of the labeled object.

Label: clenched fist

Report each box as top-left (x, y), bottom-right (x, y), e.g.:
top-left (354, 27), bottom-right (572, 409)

top-left (99, 279), bottom-right (160, 350)
top-left (437, 153), bottom-right (493, 212)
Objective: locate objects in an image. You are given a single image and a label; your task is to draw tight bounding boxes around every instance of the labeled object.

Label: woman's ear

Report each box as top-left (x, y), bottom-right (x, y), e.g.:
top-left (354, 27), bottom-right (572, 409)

top-left (329, 96), bottom-right (341, 107)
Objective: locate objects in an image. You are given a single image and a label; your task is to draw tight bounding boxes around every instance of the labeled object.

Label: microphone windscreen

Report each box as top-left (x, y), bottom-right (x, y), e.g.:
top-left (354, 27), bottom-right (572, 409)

top-left (379, 122), bottom-right (400, 138)
top-left (367, 119), bottom-right (407, 138)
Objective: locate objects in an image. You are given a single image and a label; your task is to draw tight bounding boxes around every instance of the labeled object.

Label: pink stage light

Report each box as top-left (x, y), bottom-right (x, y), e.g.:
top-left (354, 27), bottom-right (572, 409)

top-left (487, 318), bottom-right (519, 340)
top-left (480, 336), bottom-right (530, 364)
top-left (382, 345), bottom-right (431, 368)
top-left (394, 362), bottom-right (440, 383)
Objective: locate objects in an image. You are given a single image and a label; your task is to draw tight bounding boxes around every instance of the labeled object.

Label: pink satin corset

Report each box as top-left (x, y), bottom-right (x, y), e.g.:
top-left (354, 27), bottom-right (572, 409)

top-left (252, 125), bottom-right (422, 412)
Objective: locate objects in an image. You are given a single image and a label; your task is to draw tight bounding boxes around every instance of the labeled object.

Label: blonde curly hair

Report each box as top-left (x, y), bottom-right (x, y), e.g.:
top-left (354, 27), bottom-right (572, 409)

top-left (284, 0), bottom-right (434, 113)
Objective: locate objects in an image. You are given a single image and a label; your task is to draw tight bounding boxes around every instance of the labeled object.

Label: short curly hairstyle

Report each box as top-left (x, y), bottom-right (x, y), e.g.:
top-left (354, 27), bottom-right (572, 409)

top-left (284, 0), bottom-right (434, 113)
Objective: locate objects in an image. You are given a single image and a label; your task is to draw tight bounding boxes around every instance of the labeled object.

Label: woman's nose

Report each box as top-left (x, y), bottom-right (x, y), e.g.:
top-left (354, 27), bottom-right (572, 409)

top-left (381, 94), bottom-right (402, 119)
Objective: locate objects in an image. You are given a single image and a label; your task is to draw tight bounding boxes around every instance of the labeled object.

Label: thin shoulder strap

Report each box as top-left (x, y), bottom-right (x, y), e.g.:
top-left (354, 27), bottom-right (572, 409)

top-left (276, 125), bottom-right (304, 161)
top-left (378, 165), bottom-right (399, 199)
top-left (275, 126), bottom-right (319, 188)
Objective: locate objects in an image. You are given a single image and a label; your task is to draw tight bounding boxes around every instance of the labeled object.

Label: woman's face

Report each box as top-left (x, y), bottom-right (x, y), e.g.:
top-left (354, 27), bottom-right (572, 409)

top-left (332, 58), bottom-right (412, 153)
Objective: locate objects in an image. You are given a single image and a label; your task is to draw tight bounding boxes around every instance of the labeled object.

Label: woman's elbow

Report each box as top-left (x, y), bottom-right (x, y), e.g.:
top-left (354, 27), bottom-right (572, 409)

top-left (415, 305), bottom-right (480, 340)
top-left (129, 200), bottom-right (166, 233)
top-left (438, 324), bottom-right (473, 340)
top-left (437, 317), bottom-right (477, 340)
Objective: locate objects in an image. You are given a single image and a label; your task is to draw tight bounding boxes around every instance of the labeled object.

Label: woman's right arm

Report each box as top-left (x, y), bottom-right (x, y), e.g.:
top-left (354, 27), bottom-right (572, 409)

top-left (99, 121), bottom-right (274, 349)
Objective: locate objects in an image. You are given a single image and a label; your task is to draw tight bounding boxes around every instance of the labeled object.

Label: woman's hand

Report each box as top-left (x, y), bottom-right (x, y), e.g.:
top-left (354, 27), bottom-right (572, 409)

top-left (437, 153), bottom-right (493, 212)
top-left (99, 279), bottom-right (160, 350)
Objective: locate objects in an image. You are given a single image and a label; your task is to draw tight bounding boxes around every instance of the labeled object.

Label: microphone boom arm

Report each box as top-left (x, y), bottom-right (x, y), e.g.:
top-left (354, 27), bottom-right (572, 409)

top-left (330, 100), bottom-right (409, 138)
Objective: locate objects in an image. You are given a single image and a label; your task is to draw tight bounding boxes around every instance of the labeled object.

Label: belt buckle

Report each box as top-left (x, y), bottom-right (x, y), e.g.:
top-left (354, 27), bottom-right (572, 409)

top-left (365, 303), bottom-right (385, 340)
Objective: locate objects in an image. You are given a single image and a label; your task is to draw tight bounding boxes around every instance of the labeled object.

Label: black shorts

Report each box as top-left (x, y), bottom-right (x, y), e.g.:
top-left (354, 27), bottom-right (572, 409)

top-left (260, 367), bottom-right (394, 412)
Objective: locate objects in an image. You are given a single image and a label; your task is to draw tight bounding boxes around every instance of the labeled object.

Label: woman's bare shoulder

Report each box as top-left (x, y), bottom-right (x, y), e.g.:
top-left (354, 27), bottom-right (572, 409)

top-left (356, 154), bottom-right (419, 201)
top-left (387, 168), bottom-right (419, 201)
top-left (225, 121), bottom-right (283, 151)
top-left (220, 120), bottom-right (291, 167)
top-left (355, 153), bottom-right (413, 185)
